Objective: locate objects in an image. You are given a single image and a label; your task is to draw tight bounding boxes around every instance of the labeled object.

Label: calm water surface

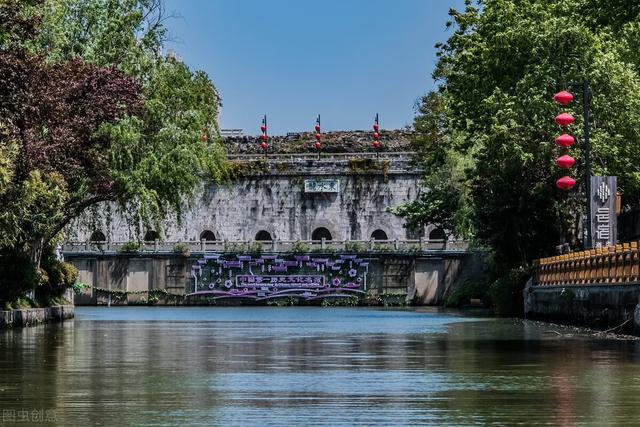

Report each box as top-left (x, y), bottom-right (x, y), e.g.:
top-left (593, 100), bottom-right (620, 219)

top-left (2, 307), bottom-right (640, 426)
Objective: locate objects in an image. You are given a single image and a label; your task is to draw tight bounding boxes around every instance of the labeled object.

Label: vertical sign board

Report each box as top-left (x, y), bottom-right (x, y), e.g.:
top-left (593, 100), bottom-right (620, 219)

top-left (590, 176), bottom-right (617, 248)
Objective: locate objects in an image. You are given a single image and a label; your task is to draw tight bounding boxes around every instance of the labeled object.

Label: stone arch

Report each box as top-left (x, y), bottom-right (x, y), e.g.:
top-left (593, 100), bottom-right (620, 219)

top-left (370, 229), bottom-right (388, 240)
top-left (311, 227), bottom-right (333, 241)
top-left (144, 230), bottom-right (159, 241)
top-left (200, 230), bottom-right (216, 241)
top-left (89, 231), bottom-right (106, 242)
top-left (255, 230), bottom-right (272, 241)
top-left (429, 227), bottom-right (446, 240)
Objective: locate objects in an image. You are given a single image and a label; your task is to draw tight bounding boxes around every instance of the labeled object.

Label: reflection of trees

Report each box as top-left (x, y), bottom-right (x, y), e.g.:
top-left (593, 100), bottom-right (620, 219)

top-left (4, 313), bottom-right (640, 424)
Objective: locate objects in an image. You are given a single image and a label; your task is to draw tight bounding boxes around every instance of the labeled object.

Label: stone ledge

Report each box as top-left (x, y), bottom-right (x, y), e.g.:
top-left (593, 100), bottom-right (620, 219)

top-left (0, 305), bottom-right (74, 329)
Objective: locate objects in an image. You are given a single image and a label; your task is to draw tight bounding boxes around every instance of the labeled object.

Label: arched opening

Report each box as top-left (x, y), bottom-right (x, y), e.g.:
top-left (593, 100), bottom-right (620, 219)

top-left (89, 231), bottom-right (106, 242)
top-left (311, 227), bottom-right (332, 241)
top-left (200, 230), bottom-right (216, 241)
top-left (144, 230), bottom-right (159, 241)
top-left (429, 228), bottom-right (446, 240)
top-left (370, 229), bottom-right (388, 241)
top-left (255, 230), bottom-right (272, 241)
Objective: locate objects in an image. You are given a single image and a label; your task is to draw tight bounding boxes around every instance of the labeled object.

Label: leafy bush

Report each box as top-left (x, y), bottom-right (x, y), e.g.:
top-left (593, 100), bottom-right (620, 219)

top-left (248, 242), bottom-right (263, 254)
top-left (173, 243), bottom-right (190, 254)
top-left (119, 241), bottom-right (141, 253)
top-left (0, 247), bottom-right (39, 305)
top-left (36, 251), bottom-right (78, 304)
top-left (344, 241), bottom-right (364, 252)
top-left (445, 280), bottom-right (490, 307)
top-left (487, 267), bottom-right (530, 316)
top-left (291, 241), bottom-right (310, 253)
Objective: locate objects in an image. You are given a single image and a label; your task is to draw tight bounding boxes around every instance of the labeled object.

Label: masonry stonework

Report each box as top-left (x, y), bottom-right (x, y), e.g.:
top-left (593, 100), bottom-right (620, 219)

top-left (68, 155), bottom-right (432, 243)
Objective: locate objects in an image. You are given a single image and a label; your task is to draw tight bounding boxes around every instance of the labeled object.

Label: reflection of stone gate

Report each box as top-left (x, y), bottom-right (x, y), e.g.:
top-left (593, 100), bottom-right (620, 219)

top-left (187, 253), bottom-right (369, 301)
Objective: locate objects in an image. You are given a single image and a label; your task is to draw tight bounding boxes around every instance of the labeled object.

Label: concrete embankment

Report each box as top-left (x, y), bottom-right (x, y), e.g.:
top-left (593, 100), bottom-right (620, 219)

top-left (524, 282), bottom-right (640, 334)
top-left (0, 305), bottom-right (74, 329)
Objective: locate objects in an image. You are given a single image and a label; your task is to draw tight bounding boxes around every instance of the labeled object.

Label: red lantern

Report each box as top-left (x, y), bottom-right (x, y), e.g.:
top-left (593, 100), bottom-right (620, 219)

top-left (261, 142), bottom-right (267, 150)
top-left (315, 124), bottom-right (321, 132)
top-left (554, 91), bottom-right (574, 106)
top-left (261, 125), bottom-right (266, 132)
top-left (555, 133), bottom-right (575, 147)
top-left (315, 133), bottom-right (321, 140)
top-left (555, 113), bottom-right (575, 127)
top-left (373, 141), bottom-right (380, 149)
top-left (556, 155), bottom-right (575, 169)
top-left (260, 134), bottom-right (267, 141)
top-left (556, 176), bottom-right (576, 190)
top-left (373, 132), bottom-right (379, 140)
top-left (315, 141), bottom-right (321, 149)
top-left (373, 123), bottom-right (379, 132)
top-left (200, 134), bottom-right (208, 142)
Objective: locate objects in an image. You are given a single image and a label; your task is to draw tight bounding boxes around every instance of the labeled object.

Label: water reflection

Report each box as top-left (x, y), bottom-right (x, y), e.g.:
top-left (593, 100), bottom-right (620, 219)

top-left (1, 307), bottom-right (640, 426)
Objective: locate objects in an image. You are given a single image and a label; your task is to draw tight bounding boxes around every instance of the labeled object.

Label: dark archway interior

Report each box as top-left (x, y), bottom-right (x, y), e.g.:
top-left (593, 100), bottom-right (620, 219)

top-left (255, 230), bottom-right (272, 241)
top-left (89, 231), bottom-right (106, 242)
top-left (200, 230), bottom-right (216, 241)
top-left (311, 227), bottom-right (332, 241)
top-left (429, 228), bottom-right (446, 240)
top-left (370, 229), bottom-right (388, 240)
top-left (144, 230), bottom-right (159, 241)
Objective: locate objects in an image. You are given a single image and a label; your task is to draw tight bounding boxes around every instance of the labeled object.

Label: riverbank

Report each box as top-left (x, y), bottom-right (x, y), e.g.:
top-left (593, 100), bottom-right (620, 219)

top-left (0, 305), bottom-right (74, 329)
top-left (524, 282), bottom-right (640, 335)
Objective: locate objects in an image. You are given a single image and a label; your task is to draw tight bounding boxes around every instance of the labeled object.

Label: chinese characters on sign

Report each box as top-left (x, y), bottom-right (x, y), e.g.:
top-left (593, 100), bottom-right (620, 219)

top-left (590, 176), bottom-right (617, 248)
top-left (304, 179), bottom-right (339, 193)
top-left (237, 275), bottom-right (324, 288)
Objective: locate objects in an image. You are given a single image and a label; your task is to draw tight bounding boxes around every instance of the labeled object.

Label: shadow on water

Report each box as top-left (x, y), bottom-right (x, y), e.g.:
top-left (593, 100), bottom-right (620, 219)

top-left (2, 307), bottom-right (640, 426)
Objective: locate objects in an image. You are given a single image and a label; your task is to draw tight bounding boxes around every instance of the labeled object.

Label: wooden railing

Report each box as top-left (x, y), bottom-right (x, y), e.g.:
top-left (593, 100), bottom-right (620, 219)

top-left (534, 242), bottom-right (640, 286)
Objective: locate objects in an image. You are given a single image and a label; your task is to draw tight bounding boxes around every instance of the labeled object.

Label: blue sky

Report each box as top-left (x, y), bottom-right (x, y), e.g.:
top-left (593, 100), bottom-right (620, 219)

top-left (163, 0), bottom-right (465, 135)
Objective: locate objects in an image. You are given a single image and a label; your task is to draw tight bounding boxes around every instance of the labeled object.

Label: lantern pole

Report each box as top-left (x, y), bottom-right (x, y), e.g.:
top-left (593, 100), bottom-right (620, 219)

top-left (566, 81), bottom-right (592, 248)
top-left (373, 113), bottom-right (380, 158)
top-left (316, 114), bottom-right (321, 160)
top-left (264, 115), bottom-right (268, 160)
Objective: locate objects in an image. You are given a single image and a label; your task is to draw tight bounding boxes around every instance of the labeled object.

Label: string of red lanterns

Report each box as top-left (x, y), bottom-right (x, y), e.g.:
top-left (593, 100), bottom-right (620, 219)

top-left (554, 90), bottom-right (576, 190)
top-left (314, 115), bottom-right (321, 158)
top-left (260, 115), bottom-right (268, 158)
top-left (373, 113), bottom-right (380, 154)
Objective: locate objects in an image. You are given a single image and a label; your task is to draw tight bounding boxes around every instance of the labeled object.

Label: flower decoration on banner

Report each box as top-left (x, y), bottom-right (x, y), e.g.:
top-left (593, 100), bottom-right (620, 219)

top-left (553, 90), bottom-right (576, 190)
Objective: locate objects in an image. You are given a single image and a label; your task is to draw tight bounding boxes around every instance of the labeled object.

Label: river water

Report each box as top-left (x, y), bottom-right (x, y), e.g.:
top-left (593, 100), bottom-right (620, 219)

top-left (2, 307), bottom-right (640, 426)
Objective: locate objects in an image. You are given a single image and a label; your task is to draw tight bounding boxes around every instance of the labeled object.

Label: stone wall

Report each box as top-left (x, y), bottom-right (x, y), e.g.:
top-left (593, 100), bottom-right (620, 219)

top-left (223, 129), bottom-right (412, 154)
top-left (67, 160), bottom-right (430, 243)
top-left (0, 305), bottom-right (74, 329)
top-left (524, 282), bottom-right (640, 333)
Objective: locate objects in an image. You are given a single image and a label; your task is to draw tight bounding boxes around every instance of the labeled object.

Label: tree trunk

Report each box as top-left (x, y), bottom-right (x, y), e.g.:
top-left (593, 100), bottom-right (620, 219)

top-left (29, 236), bottom-right (45, 269)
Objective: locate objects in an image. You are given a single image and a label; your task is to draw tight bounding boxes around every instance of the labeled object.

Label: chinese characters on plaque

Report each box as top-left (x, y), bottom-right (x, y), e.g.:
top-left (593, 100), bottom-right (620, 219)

top-left (590, 176), bottom-right (617, 248)
top-left (304, 179), bottom-right (339, 193)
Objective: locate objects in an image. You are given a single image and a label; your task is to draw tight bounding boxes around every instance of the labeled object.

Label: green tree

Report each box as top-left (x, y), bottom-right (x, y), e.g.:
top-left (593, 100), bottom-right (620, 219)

top-left (0, 0), bottom-right (227, 304)
top-left (399, 0), bottom-right (640, 312)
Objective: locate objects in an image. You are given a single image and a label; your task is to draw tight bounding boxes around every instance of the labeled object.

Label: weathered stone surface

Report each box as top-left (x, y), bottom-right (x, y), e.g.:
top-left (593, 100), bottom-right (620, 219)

top-left (223, 129), bottom-right (413, 154)
top-left (0, 305), bottom-right (74, 329)
top-left (524, 283), bottom-right (640, 333)
top-left (68, 162), bottom-right (433, 243)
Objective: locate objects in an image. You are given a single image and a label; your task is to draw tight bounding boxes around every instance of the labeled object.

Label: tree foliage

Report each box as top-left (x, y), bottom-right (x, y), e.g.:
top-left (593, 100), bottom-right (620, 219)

top-left (0, 0), bottom-right (226, 304)
top-left (401, 0), bottom-right (640, 271)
